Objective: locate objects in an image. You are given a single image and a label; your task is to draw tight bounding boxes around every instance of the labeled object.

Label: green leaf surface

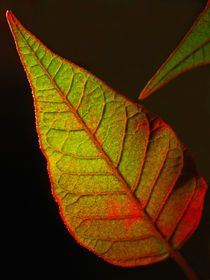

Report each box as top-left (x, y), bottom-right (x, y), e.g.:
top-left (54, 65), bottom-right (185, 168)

top-left (7, 11), bottom-right (207, 269)
top-left (139, 0), bottom-right (210, 100)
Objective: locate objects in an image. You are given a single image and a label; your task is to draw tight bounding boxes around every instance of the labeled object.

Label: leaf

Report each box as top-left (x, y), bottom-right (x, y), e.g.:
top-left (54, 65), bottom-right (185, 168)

top-left (7, 11), bottom-right (207, 270)
top-left (139, 0), bottom-right (210, 100)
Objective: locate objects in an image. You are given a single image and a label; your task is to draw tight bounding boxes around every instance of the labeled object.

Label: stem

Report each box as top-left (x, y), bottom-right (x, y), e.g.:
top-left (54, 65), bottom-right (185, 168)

top-left (171, 250), bottom-right (200, 280)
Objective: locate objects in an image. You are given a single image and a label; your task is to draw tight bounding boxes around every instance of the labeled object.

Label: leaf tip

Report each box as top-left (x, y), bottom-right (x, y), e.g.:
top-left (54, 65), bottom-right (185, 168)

top-left (6, 10), bottom-right (20, 28)
top-left (138, 92), bottom-right (147, 100)
top-left (138, 88), bottom-right (150, 100)
top-left (6, 10), bottom-right (17, 29)
top-left (6, 10), bottom-right (13, 21)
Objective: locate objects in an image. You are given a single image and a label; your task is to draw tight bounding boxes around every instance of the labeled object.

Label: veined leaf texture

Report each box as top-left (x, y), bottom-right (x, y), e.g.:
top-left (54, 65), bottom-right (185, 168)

top-left (7, 5), bottom-right (207, 273)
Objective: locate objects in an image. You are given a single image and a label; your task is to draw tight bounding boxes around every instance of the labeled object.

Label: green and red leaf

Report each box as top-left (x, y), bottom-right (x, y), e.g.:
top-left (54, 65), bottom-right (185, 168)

top-left (139, 0), bottom-right (210, 100)
top-left (7, 11), bottom-right (207, 267)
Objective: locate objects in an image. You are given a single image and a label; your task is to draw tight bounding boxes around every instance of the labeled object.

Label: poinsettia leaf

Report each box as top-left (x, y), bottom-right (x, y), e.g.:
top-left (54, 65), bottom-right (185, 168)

top-left (7, 11), bottom-right (207, 268)
top-left (139, 0), bottom-right (210, 100)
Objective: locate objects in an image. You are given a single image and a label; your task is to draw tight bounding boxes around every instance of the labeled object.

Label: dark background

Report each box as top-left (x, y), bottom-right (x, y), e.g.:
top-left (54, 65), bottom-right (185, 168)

top-left (1, 0), bottom-right (210, 279)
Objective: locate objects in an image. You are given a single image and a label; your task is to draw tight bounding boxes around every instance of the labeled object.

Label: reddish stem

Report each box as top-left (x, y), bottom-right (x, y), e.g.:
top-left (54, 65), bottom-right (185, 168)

top-left (171, 250), bottom-right (200, 280)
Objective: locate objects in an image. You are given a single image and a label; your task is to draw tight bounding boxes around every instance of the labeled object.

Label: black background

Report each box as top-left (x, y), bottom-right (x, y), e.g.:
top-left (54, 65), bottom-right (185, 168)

top-left (1, 0), bottom-right (210, 279)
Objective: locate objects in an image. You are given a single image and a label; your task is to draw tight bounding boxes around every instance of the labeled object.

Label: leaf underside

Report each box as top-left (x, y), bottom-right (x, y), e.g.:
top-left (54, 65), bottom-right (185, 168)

top-left (139, 0), bottom-right (210, 100)
top-left (7, 11), bottom-right (207, 267)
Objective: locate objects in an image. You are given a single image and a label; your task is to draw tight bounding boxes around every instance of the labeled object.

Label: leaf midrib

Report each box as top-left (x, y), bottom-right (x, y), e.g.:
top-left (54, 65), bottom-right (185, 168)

top-left (12, 15), bottom-right (177, 258)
